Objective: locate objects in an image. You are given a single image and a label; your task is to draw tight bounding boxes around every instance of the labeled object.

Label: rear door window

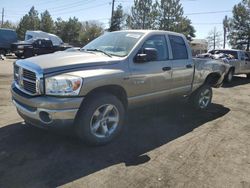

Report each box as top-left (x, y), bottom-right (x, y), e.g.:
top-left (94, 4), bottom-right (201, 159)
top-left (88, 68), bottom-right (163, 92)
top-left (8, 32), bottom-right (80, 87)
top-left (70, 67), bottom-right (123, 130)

top-left (169, 35), bottom-right (188, 60)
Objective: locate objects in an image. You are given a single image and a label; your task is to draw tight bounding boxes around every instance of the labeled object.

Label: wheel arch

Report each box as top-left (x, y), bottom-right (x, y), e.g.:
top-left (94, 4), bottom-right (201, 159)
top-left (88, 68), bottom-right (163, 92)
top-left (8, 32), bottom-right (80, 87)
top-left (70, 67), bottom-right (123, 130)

top-left (204, 72), bottom-right (222, 87)
top-left (84, 85), bottom-right (128, 109)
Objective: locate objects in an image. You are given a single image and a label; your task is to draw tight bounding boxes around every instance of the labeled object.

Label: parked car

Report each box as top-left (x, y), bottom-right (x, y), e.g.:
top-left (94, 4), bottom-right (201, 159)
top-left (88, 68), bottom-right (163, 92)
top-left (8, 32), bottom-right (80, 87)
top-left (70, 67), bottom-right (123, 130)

top-left (209, 49), bottom-right (250, 82)
top-left (0, 28), bottom-right (18, 55)
top-left (11, 38), bottom-right (71, 58)
top-left (11, 30), bottom-right (229, 145)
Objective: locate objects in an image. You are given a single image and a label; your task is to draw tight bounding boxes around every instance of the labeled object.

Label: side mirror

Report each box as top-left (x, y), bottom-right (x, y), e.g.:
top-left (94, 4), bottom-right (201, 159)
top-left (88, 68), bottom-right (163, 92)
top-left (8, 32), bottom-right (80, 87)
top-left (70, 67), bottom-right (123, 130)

top-left (134, 48), bottom-right (158, 63)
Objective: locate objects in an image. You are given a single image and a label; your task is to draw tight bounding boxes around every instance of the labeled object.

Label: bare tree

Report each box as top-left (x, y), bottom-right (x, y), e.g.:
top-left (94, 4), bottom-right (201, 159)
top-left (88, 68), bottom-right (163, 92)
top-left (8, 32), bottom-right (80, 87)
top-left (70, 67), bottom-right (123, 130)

top-left (207, 27), bottom-right (223, 50)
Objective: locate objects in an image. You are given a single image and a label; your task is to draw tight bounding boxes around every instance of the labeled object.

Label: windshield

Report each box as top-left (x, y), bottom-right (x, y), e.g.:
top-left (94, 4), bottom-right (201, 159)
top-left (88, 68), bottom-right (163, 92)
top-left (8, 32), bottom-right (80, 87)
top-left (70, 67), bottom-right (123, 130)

top-left (82, 31), bottom-right (144, 57)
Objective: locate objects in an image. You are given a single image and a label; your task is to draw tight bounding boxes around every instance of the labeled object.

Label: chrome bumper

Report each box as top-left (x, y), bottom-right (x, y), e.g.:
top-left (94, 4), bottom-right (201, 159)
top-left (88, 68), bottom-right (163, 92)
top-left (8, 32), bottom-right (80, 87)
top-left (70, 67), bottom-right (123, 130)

top-left (11, 85), bottom-right (83, 128)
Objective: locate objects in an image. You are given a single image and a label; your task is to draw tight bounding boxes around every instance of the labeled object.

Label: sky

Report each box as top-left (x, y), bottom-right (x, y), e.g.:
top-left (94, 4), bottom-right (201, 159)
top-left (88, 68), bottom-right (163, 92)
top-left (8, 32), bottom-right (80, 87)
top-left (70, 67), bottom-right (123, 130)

top-left (1, 0), bottom-right (242, 39)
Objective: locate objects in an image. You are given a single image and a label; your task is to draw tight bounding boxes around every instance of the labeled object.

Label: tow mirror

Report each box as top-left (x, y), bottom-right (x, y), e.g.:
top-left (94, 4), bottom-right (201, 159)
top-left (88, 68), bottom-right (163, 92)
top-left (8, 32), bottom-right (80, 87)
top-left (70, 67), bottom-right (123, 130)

top-left (135, 48), bottom-right (158, 63)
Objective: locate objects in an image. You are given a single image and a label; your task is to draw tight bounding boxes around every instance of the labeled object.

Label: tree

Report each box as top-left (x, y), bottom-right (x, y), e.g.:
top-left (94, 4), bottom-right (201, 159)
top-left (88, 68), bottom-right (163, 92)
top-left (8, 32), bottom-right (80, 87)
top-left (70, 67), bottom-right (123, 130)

top-left (1, 20), bottom-right (16, 29)
top-left (223, 15), bottom-right (229, 49)
top-left (109, 4), bottom-right (124, 31)
top-left (55, 17), bottom-right (81, 44)
top-left (159, 0), bottom-right (195, 40)
top-left (80, 21), bottom-right (104, 46)
top-left (16, 6), bottom-right (40, 39)
top-left (54, 18), bottom-right (67, 39)
top-left (127, 0), bottom-right (159, 29)
top-left (207, 27), bottom-right (222, 50)
top-left (40, 10), bottom-right (54, 33)
top-left (228, 0), bottom-right (250, 51)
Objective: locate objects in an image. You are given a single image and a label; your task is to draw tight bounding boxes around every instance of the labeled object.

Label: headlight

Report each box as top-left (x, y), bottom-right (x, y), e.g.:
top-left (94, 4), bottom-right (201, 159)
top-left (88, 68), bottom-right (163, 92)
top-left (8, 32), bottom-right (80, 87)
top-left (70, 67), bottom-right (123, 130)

top-left (45, 74), bottom-right (83, 96)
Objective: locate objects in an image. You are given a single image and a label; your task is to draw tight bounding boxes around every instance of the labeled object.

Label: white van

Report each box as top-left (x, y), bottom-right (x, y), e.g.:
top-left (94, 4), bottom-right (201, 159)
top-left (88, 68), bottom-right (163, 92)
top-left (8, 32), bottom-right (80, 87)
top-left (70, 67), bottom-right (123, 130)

top-left (25, 31), bottom-right (63, 46)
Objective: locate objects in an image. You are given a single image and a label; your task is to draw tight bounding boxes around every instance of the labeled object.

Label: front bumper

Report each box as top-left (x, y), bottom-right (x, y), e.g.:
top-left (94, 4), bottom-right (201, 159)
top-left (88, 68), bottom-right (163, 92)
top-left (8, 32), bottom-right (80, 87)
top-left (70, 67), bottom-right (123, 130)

top-left (11, 85), bottom-right (84, 129)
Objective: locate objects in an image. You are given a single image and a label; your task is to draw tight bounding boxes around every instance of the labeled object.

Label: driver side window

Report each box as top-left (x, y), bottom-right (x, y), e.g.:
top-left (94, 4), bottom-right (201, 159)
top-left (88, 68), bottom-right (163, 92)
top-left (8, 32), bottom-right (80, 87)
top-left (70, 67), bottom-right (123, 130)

top-left (142, 35), bottom-right (169, 61)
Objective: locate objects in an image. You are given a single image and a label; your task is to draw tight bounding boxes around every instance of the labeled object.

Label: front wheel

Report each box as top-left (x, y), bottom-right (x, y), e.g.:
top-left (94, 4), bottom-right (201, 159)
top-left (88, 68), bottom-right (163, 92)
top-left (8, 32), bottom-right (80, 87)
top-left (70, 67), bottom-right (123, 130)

top-left (225, 68), bottom-right (234, 83)
top-left (74, 93), bottom-right (125, 145)
top-left (190, 85), bottom-right (213, 110)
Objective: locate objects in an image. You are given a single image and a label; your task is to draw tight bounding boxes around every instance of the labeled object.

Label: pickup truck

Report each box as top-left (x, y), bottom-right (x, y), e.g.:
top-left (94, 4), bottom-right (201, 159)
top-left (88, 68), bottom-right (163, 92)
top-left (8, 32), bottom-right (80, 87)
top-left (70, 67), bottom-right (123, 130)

top-left (11, 38), bottom-right (70, 58)
top-left (11, 30), bottom-right (229, 145)
top-left (208, 49), bottom-right (250, 82)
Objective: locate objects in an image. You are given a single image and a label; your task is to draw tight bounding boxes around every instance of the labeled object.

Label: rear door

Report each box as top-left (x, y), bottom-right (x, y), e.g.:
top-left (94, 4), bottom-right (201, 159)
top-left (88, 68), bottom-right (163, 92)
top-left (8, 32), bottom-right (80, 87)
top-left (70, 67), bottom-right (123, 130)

top-left (167, 35), bottom-right (194, 95)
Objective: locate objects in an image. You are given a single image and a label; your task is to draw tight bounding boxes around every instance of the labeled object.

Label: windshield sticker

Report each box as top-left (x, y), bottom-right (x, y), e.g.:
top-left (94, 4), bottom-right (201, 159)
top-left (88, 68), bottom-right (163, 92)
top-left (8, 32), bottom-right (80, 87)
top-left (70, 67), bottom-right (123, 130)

top-left (126, 34), bottom-right (141, 39)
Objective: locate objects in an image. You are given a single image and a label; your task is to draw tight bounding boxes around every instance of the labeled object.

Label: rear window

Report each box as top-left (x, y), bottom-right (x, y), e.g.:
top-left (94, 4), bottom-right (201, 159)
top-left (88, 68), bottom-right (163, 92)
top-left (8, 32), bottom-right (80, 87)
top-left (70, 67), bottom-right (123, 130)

top-left (169, 35), bottom-right (188, 60)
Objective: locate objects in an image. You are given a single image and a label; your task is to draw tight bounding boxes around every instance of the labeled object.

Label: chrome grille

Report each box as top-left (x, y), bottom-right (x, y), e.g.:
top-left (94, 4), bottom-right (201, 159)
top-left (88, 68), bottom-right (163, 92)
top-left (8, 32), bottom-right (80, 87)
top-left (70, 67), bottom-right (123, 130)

top-left (23, 69), bottom-right (36, 81)
top-left (14, 64), bottom-right (40, 95)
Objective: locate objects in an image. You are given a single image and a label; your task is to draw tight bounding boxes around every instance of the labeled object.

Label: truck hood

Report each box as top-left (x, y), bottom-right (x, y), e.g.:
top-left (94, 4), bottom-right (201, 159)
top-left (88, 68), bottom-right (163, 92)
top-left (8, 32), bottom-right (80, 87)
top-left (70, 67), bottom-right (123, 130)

top-left (21, 51), bottom-right (122, 74)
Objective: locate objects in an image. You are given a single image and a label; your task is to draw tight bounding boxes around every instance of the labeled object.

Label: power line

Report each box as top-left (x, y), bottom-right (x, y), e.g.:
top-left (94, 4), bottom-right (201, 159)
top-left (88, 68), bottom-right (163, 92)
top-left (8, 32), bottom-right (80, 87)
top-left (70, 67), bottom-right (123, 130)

top-left (185, 10), bottom-right (231, 16)
top-left (50, 2), bottom-right (110, 16)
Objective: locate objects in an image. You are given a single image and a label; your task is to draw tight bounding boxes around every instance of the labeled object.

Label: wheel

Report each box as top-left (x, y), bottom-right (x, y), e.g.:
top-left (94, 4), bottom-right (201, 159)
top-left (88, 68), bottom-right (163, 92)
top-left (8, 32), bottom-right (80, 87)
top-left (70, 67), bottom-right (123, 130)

top-left (247, 74), bottom-right (250, 79)
top-left (74, 93), bottom-right (125, 145)
top-left (15, 54), bottom-right (22, 58)
top-left (190, 85), bottom-right (213, 110)
top-left (24, 50), bottom-right (33, 58)
top-left (0, 49), bottom-right (6, 56)
top-left (225, 68), bottom-right (234, 83)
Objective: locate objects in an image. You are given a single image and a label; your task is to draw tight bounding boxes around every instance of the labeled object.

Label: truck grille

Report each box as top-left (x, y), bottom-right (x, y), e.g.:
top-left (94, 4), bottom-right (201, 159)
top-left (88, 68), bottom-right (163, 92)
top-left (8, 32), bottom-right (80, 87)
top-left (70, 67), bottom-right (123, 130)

top-left (14, 64), bottom-right (40, 95)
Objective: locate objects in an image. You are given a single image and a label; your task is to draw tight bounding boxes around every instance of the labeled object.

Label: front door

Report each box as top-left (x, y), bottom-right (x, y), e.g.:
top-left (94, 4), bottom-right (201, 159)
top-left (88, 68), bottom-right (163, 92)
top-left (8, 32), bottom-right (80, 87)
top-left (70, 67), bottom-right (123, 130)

top-left (128, 35), bottom-right (172, 101)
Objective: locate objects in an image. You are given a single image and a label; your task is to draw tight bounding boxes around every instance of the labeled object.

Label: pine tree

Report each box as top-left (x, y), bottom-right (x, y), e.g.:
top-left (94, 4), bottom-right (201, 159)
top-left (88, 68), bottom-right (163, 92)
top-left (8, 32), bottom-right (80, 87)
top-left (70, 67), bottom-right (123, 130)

top-left (109, 4), bottom-right (124, 31)
top-left (40, 10), bottom-right (54, 33)
top-left (16, 6), bottom-right (40, 40)
top-left (128, 0), bottom-right (158, 29)
top-left (228, 0), bottom-right (250, 51)
top-left (159, 0), bottom-right (195, 40)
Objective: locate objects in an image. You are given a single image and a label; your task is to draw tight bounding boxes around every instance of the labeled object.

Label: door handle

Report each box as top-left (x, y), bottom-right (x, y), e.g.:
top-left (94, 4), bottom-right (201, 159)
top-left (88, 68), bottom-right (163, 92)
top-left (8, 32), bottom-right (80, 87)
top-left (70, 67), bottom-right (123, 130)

top-left (162, 67), bottom-right (172, 71)
top-left (186, 64), bottom-right (193, 68)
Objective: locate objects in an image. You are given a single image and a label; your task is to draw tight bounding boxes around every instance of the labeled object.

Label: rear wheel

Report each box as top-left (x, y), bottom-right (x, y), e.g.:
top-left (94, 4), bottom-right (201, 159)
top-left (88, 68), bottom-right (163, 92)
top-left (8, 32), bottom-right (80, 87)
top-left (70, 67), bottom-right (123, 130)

top-left (190, 85), bottom-right (212, 110)
top-left (225, 68), bottom-right (234, 83)
top-left (0, 49), bottom-right (6, 56)
top-left (24, 50), bottom-right (33, 58)
top-left (74, 93), bottom-right (125, 145)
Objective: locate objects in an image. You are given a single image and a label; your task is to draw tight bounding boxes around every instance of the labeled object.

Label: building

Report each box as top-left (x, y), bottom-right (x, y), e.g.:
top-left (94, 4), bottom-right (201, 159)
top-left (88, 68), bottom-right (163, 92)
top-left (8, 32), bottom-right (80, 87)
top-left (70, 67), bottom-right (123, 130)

top-left (190, 39), bottom-right (208, 56)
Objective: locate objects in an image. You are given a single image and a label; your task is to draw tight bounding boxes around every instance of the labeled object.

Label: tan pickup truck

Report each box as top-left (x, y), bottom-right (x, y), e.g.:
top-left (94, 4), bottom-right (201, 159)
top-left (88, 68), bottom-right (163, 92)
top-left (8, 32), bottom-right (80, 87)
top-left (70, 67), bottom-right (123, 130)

top-left (11, 30), bottom-right (229, 145)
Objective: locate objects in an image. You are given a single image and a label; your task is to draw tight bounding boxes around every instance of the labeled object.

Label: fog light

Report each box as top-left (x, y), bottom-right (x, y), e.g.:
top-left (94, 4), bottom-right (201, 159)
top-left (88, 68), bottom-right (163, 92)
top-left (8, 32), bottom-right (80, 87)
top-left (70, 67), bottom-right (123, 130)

top-left (39, 111), bottom-right (52, 123)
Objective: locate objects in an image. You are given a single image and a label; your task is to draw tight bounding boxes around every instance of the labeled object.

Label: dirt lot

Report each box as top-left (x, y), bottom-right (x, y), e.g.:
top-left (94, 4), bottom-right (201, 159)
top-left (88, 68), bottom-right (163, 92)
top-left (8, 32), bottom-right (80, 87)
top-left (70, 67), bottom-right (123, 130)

top-left (0, 57), bottom-right (250, 188)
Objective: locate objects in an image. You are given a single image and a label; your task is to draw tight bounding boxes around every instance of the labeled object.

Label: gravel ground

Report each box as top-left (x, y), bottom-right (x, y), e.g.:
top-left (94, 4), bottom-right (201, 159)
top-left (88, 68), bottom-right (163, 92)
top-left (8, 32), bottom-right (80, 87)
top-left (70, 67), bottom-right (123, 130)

top-left (0, 57), bottom-right (250, 188)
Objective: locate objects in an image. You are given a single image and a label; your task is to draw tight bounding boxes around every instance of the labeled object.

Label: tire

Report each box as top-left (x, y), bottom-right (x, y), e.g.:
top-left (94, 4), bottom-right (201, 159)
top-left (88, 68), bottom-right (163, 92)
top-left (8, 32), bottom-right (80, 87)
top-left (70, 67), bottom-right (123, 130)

top-left (225, 68), bottom-right (234, 83)
top-left (74, 93), bottom-right (125, 145)
top-left (24, 50), bottom-right (33, 58)
top-left (0, 49), bottom-right (6, 56)
top-left (190, 85), bottom-right (213, 110)
top-left (15, 54), bottom-right (22, 59)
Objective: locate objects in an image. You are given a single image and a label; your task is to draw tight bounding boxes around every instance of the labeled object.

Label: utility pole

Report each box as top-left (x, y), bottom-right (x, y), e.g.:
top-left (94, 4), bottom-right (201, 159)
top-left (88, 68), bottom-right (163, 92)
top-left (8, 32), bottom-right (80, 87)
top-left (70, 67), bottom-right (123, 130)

top-left (110, 0), bottom-right (115, 31)
top-left (1, 8), bottom-right (4, 27)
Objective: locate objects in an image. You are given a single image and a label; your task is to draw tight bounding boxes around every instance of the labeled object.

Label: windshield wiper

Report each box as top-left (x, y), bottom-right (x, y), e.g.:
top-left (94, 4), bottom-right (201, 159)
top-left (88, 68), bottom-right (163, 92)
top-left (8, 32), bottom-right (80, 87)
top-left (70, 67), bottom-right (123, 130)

top-left (84, 48), bottom-right (112, 57)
